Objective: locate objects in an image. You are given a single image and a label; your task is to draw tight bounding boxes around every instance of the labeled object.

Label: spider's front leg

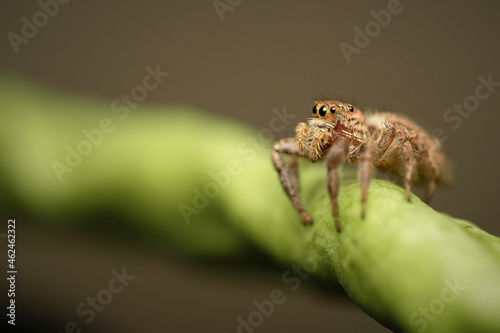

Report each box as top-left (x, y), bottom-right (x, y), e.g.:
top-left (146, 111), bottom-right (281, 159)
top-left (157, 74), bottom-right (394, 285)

top-left (272, 137), bottom-right (312, 224)
top-left (325, 138), bottom-right (349, 232)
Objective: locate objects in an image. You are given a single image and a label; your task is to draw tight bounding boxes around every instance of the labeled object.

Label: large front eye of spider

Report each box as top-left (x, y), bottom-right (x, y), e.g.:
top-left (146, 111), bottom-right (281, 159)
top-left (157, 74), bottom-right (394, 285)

top-left (312, 105), bottom-right (318, 115)
top-left (348, 105), bottom-right (354, 112)
top-left (319, 105), bottom-right (327, 117)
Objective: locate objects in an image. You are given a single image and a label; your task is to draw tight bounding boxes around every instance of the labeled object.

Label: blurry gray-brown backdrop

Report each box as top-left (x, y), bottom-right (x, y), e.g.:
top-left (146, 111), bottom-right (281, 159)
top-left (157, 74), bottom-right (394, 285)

top-left (1, 1), bottom-right (499, 332)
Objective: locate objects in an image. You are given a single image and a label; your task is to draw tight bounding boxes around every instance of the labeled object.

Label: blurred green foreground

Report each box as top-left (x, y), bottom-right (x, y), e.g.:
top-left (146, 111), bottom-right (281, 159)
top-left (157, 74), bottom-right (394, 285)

top-left (1, 73), bottom-right (500, 333)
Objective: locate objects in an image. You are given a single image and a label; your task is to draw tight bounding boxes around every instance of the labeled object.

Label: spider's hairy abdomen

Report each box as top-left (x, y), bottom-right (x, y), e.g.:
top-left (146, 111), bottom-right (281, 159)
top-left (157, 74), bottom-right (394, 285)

top-left (366, 112), bottom-right (453, 186)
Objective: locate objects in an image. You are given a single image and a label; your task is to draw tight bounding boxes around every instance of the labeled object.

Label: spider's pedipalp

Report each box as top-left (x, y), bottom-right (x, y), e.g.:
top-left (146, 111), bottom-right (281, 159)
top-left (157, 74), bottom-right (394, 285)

top-left (295, 122), bottom-right (308, 156)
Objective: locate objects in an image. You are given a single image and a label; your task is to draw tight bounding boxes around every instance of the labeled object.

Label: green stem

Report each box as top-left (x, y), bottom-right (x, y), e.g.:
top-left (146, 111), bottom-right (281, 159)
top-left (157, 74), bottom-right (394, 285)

top-left (1, 74), bottom-right (500, 333)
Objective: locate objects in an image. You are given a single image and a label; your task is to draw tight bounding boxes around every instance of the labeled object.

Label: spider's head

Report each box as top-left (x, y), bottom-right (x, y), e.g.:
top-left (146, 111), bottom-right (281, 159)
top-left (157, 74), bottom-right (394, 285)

top-left (311, 100), bottom-right (365, 128)
top-left (310, 100), bottom-right (367, 144)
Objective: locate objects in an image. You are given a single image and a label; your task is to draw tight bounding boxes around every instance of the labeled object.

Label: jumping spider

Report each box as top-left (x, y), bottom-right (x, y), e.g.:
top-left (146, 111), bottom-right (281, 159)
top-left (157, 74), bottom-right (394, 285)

top-left (272, 100), bottom-right (453, 232)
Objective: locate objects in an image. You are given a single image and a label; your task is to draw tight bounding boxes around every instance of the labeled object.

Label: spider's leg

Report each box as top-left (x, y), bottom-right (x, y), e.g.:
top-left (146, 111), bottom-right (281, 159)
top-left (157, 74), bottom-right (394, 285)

top-left (359, 140), bottom-right (376, 219)
top-left (288, 154), bottom-right (300, 194)
top-left (374, 124), bottom-right (415, 202)
top-left (424, 177), bottom-right (437, 204)
top-left (272, 138), bottom-right (312, 224)
top-left (423, 152), bottom-right (439, 203)
top-left (326, 139), bottom-right (348, 232)
top-left (402, 137), bottom-right (415, 202)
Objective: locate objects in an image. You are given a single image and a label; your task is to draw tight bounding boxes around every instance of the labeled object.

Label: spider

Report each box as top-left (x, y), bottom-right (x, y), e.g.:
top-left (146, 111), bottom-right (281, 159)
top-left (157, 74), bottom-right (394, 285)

top-left (272, 100), bottom-right (453, 232)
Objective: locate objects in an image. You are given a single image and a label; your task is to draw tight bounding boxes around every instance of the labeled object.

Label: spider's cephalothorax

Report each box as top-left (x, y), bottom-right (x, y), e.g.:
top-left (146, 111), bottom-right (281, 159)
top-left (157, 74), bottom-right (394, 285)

top-left (272, 100), bottom-right (453, 232)
top-left (297, 100), bottom-right (368, 162)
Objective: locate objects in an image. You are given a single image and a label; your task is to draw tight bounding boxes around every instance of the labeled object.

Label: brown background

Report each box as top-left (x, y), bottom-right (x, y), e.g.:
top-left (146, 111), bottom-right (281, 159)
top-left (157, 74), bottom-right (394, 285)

top-left (1, 0), bottom-right (500, 332)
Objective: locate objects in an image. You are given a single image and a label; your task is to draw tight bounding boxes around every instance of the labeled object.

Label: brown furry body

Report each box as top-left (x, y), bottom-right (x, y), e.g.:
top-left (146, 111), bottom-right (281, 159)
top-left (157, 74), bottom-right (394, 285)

top-left (272, 100), bottom-right (452, 231)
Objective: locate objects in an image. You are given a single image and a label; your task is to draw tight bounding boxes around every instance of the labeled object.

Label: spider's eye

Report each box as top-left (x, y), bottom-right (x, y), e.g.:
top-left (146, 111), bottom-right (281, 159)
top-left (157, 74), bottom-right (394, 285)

top-left (348, 105), bottom-right (354, 112)
top-left (319, 106), bottom-right (327, 117)
top-left (312, 105), bottom-right (318, 115)
top-left (330, 106), bottom-right (336, 113)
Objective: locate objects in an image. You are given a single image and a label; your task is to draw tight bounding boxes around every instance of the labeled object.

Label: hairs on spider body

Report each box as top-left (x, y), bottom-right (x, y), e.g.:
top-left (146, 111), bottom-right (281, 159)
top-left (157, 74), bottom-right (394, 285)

top-left (272, 100), bottom-right (453, 232)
